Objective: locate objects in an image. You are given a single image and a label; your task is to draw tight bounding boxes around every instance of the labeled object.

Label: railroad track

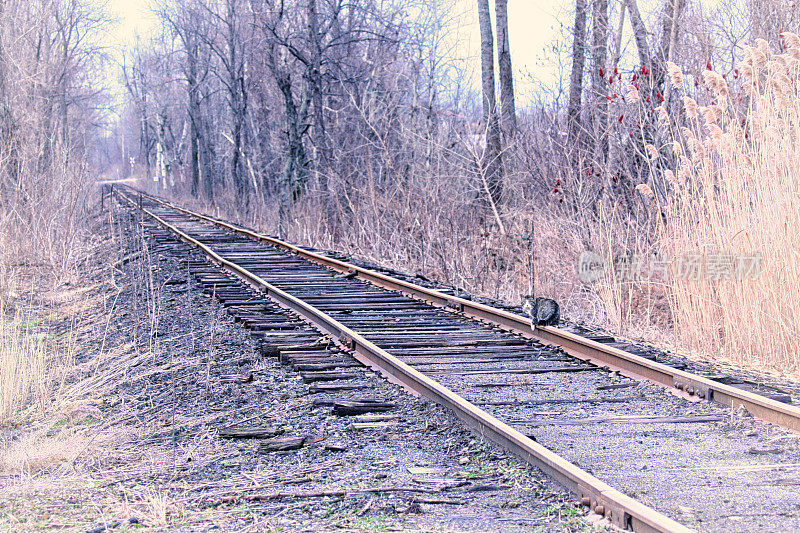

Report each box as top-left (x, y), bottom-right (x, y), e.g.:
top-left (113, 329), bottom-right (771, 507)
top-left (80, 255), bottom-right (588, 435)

top-left (112, 185), bottom-right (800, 532)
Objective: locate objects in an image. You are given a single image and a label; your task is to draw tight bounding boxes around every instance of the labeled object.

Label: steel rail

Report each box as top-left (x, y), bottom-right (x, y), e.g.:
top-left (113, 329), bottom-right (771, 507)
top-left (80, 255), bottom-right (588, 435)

top-left (125, 186), bottom-right (800, 434)
top-left (115, 187), bottom-right (691, 533)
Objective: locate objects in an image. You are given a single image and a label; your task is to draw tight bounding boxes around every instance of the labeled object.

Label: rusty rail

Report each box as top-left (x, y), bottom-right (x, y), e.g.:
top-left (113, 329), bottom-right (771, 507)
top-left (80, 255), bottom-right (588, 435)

top-left (114, 187), bottom-right (693, 532)
top-left (125, 187), bottom-right (800, 434)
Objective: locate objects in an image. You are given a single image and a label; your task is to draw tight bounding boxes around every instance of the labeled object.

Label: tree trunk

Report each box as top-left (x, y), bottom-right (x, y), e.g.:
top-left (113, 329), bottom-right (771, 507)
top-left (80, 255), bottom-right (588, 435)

top-left (307, 0), bottom-right (329, 195)
top-left (230, 86), bottom-right (246, 202)
top-left (140, 108), bottom-right (151, 181)
top-left (277, 71), bottom-right (310, 237)
top-left (591, 0), bottom-right (609, 165)
top-left (625, 0), bottom-right (651, 74)
top-left (186, 38), bottom-right (201, 198)
top-left (476, 0), bottom-right (503, 208)
top-left (200, 96), bottom-right (215, 202)
top-left (224, 0), bottom-right (247, 206)
top-left (495, 0), bottom-right (516, 138)
top-left (611, 4), bottom-right (626, 83)
top-left (660, 0), bottom-right (685, 104)
top-left (567, 0), bottom-right (588, 161)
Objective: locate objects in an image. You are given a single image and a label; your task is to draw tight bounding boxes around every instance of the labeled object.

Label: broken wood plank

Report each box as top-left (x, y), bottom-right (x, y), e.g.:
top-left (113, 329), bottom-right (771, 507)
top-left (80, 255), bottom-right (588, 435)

top-left (219, 427), bottom-right (284, 439)
top-left (597, 382), bottom-right (638, 390)
top-left (225, 486), bottom-right (441, 502)
top-left (258, 436), bottom-right (306, 452)
top-left (258, 344), bottom-right (281, 358)
top-left (411, 497), bottom-right (466, 505)
top-left (113, 251), bottom-right (143, 269)
top-left (292, 362), bottom-right (360, 371)
top-left (354, 414), bottom-right (401, 423)
top-left (312, 397), bottom-right (384, 406)
top-left (333, 401), bottom-right (395, 416)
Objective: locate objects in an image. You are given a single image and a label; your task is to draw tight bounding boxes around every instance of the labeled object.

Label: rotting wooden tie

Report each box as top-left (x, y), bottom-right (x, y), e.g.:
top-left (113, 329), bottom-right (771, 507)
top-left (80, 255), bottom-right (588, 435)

top-left (219, 426), bottom-right (284, 439)
top-left (258, 436), bottom-right (306, 452)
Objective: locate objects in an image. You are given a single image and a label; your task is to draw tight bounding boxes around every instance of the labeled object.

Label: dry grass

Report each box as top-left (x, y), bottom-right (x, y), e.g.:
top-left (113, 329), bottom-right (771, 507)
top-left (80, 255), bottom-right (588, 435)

top-left (661, 35), bottom-right (800, 374)
top-left (0, 426), bottom-right (89, 478)
top-left (0, 310), bottom-right (50, 424)
top-left (0, 282), bottom-right (103, 426)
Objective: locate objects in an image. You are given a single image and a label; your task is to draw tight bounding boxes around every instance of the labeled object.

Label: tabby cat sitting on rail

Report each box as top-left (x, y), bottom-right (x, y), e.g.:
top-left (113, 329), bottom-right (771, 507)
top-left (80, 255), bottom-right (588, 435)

top-left (522, 296), bottom-right (560, 326)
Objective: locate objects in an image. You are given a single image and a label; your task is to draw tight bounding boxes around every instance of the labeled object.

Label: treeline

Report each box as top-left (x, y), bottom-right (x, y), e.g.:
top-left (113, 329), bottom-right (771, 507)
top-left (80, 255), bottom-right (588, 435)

top-left (116, 1), bottom-right (800, 230)
top-left (0, 0), bottom-right (105, 273)
top-left (119, 0), bottom-right (482, 235)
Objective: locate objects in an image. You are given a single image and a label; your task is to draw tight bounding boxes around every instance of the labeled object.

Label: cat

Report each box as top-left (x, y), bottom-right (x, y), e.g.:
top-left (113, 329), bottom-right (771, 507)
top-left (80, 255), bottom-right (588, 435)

top-left (521, 295), bottom-right (560, 326)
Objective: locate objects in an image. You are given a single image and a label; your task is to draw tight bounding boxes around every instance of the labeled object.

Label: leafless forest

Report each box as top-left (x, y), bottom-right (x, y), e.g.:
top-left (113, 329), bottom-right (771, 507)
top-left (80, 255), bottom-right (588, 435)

top-left (3, 0), bottom-right (800, 389)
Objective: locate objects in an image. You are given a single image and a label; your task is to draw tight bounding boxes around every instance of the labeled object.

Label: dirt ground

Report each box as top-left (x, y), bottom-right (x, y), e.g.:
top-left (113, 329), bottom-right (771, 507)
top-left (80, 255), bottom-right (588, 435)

top-left (0, 209), bottom-right (593, 532)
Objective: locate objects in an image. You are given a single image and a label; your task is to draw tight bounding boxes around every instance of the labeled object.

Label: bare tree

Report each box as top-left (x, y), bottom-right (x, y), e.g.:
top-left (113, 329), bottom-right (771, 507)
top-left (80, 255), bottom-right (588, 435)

top-left (306, 0), bottom-right (330, 196)
top-left (658, 0), bottom-right (686, 105)
top-left (160, 0), bottom-right (216, 201)
top-left (495, 0), bottom-right (516, 138)
top-left (567, 0), bottom-right (588, 163)
top-left (191, 0), bottom-right (251, 204)
top-left (476, 0), bottom-right (503, 210)
top-left (591, 0), bottom-right (609, 165)
top-left (123, 44), bottom-right (154, 180)
top-left (747, 0), bottom-right (800, 47)
top-left (626, 0), bottom-right (651, 69)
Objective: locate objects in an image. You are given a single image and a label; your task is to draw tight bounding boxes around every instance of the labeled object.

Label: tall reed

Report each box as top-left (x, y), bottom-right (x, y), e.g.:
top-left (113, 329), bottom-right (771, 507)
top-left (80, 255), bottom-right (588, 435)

top-left (663, 35), bottom-right (800, 372)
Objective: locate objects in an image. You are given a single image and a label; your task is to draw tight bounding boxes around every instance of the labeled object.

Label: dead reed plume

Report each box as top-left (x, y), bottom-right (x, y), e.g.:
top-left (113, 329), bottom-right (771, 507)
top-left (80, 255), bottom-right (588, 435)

top-left (661, 35), bottom-right (800, 373)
